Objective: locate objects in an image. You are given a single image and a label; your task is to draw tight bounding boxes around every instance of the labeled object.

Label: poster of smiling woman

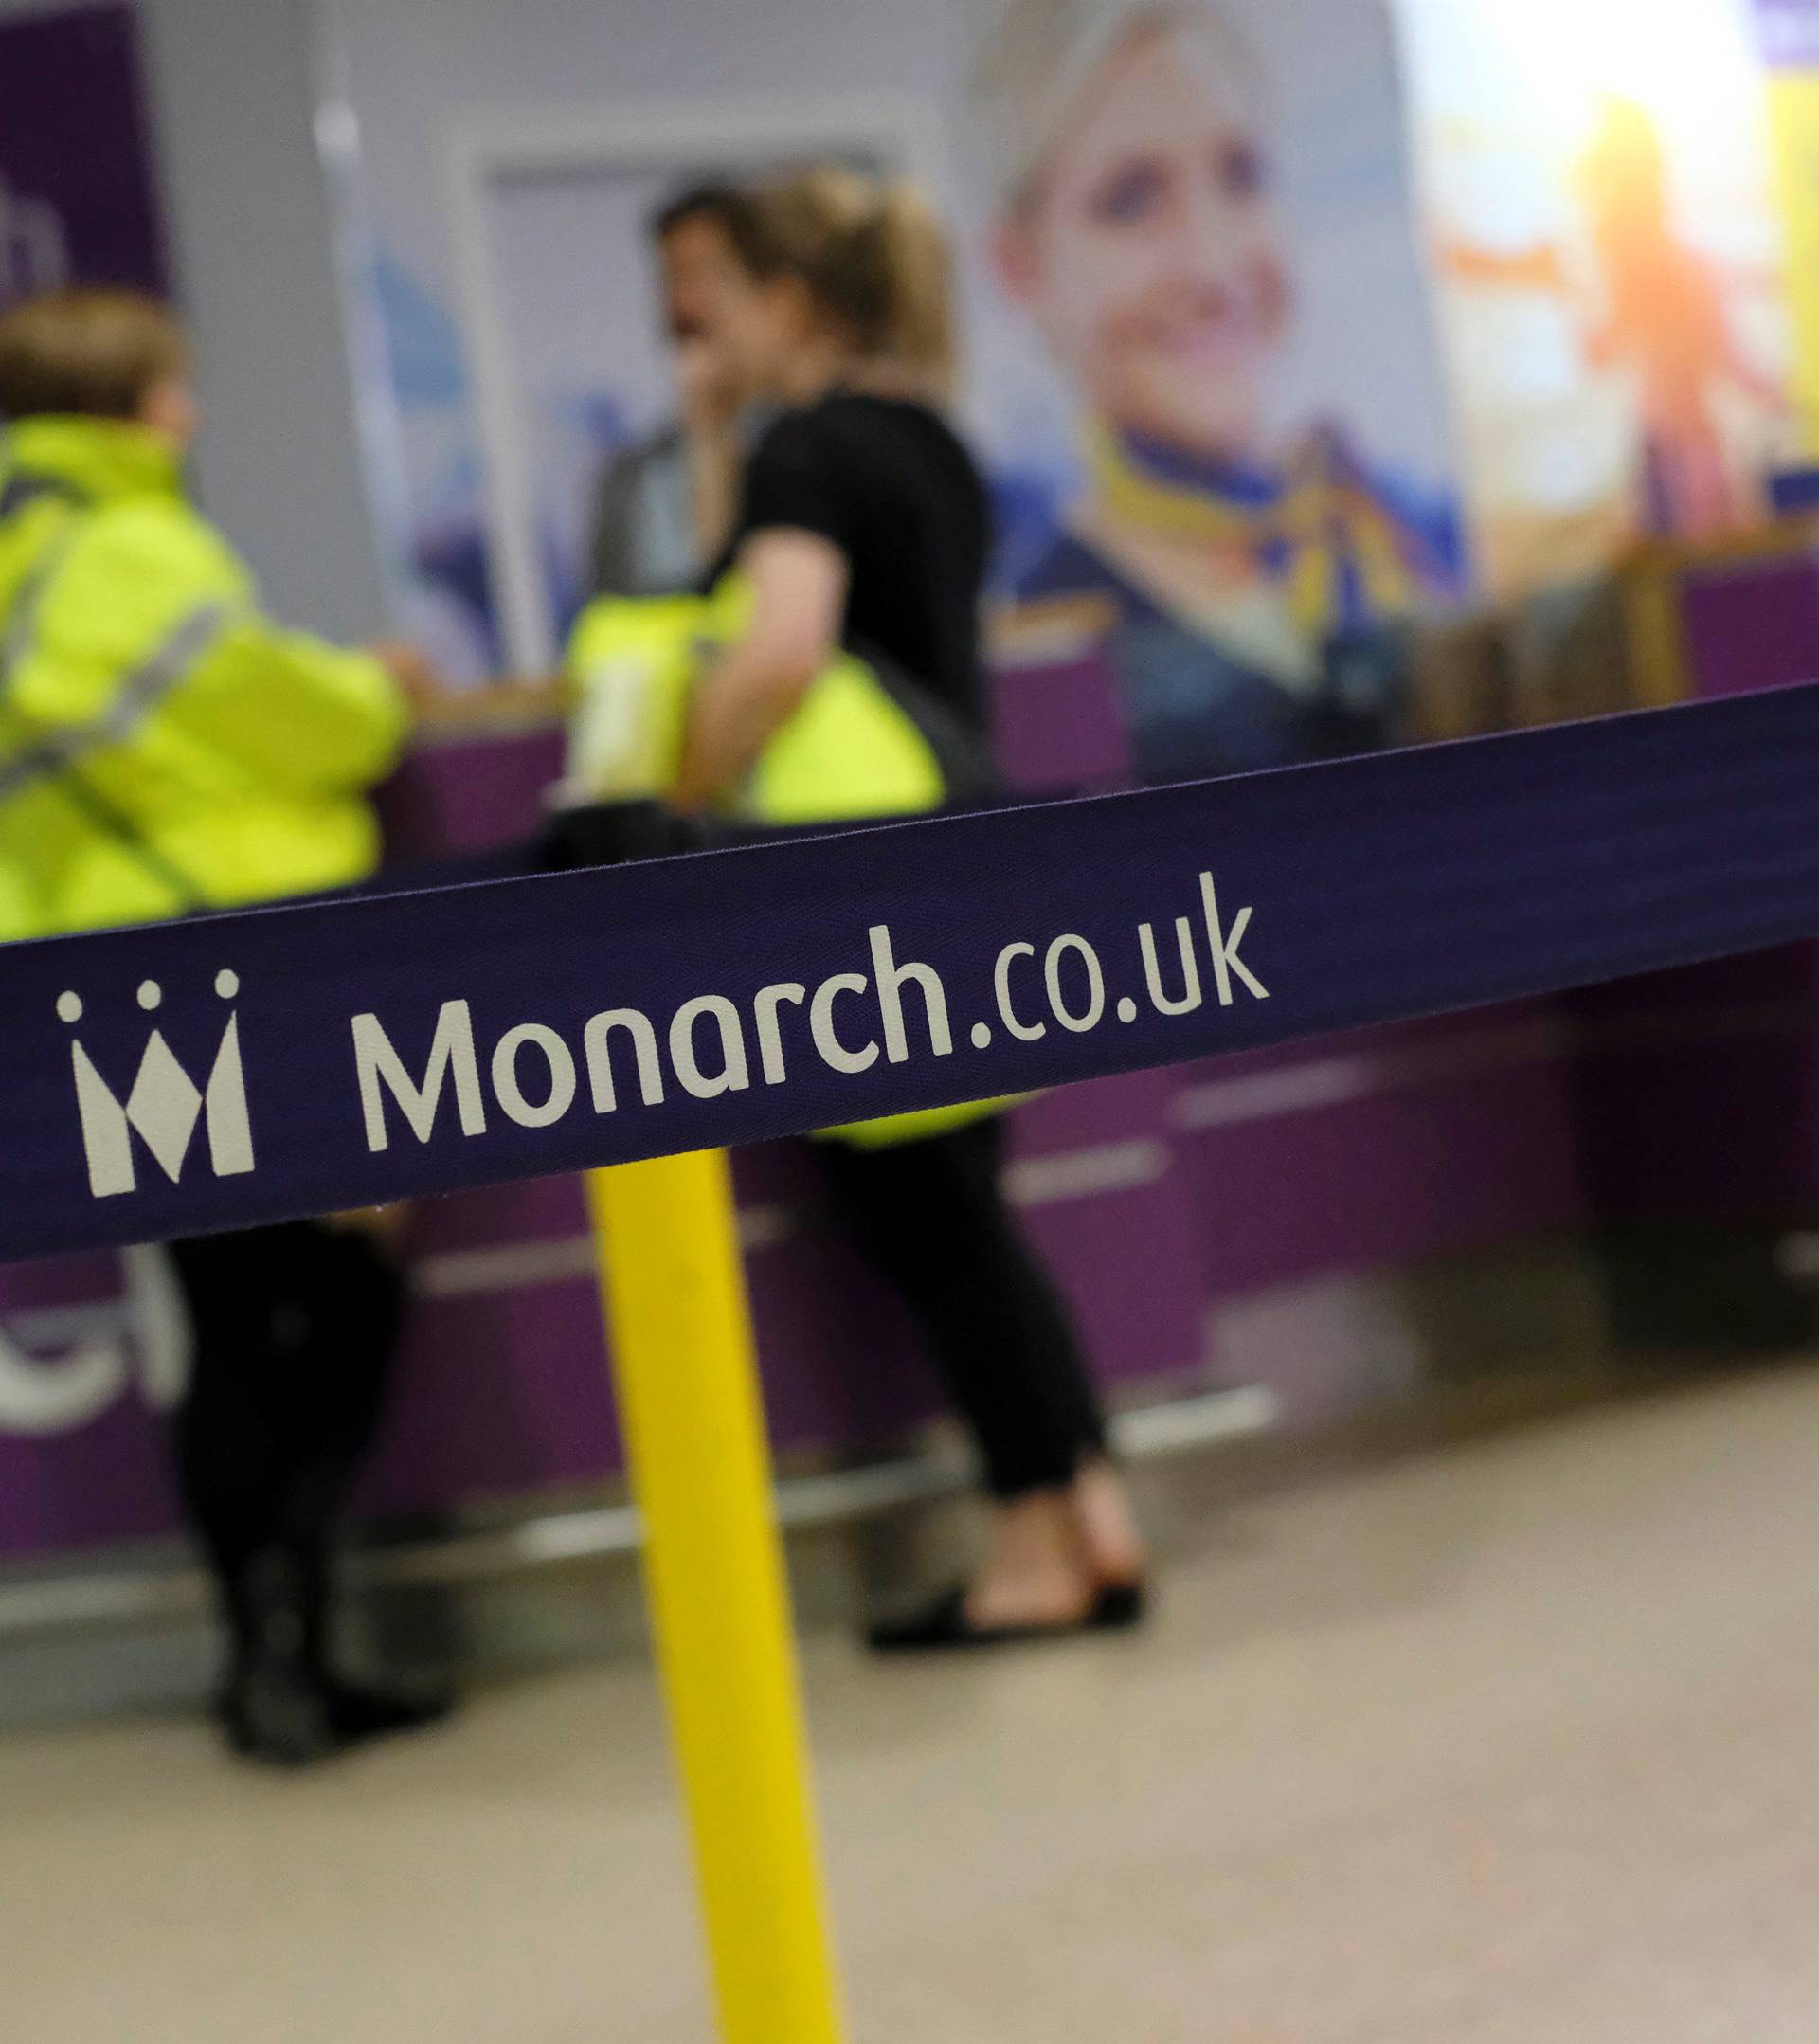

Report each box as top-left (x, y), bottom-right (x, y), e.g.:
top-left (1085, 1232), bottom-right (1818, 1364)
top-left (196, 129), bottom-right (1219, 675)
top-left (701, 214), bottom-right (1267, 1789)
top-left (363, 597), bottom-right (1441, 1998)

top-left (968, 0), bottom-right (1463, 786)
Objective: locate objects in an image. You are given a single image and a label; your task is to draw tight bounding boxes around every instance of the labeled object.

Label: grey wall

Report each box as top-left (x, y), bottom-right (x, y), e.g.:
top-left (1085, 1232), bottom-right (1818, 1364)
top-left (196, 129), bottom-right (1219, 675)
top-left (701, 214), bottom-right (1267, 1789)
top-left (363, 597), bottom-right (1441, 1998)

top-left (133, 0), bottom-right (393, 642)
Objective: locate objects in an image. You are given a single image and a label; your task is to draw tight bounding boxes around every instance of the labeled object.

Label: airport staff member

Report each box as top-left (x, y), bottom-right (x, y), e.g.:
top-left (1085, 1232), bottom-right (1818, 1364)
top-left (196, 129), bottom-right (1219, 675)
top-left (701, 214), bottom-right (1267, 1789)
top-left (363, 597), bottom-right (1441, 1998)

top-left (0, 286), bottom-right (448, 1764)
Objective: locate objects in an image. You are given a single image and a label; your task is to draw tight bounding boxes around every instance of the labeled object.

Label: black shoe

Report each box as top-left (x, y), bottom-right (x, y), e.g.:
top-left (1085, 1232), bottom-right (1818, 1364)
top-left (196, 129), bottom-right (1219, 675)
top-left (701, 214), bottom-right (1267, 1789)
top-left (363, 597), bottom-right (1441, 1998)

top-left (322, 1676), bottom-right (457, 1746)
top-left (867, 1579), bottom-right (1149, 1654)
top-left (219, 1668), bottom-right (455, 1767)
top-left (220, 1658), bottom-right (338, 1768)
top-left (1090, 1579), bottom-right (1148, 1630)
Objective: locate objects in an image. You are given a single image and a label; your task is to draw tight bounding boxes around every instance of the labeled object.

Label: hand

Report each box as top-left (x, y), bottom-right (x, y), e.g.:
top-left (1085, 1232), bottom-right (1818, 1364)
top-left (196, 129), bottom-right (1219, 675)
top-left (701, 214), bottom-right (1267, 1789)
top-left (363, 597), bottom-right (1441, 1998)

top-left (369, 640), bottom-right (442, 714)
top-left (673, 662), bottom-right (771, 813)
top-left (671, 706), bottom-right (742, 814)
top-left (675, 337), bottom-right (739, 433)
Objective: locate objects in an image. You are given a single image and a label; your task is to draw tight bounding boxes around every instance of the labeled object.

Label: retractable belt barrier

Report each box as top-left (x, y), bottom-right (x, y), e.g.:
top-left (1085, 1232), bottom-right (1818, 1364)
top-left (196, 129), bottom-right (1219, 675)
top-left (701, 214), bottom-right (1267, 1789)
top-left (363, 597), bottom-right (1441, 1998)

top-left (5, 678), bottom-right (1819, 1265)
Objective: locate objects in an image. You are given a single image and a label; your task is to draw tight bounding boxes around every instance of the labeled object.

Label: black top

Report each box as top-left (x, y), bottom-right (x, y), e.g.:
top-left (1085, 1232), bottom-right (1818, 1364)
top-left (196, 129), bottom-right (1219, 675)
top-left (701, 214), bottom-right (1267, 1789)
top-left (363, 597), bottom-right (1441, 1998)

top-left (719, 391), bottom-right (993, 733)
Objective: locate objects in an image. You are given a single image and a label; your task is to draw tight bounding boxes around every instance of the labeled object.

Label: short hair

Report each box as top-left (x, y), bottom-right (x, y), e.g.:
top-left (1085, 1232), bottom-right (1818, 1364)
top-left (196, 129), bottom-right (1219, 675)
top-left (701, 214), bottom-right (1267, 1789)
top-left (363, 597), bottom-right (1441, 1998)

top-left (646, 181), bottom-right (757, 248)
top-left (0, 287), bottom-right (189, 423)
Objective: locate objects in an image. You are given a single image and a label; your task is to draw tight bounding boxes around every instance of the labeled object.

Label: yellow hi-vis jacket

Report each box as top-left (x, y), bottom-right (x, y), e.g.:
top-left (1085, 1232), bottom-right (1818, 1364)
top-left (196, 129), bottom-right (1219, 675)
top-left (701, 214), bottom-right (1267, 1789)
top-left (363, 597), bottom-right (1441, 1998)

top-left (0, 415), bottom-right (407, 943)
top-left (566, 581), bottom-right (1011, 1147)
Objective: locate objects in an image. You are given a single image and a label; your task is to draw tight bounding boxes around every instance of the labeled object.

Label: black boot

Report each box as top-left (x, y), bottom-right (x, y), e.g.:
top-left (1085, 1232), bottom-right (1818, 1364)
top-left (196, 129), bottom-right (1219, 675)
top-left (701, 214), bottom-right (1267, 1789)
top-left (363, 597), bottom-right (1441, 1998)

top-left (218, 1547), bottom-right (453, 1767)
top-left (219, 1547), bottom-right (337, 1767)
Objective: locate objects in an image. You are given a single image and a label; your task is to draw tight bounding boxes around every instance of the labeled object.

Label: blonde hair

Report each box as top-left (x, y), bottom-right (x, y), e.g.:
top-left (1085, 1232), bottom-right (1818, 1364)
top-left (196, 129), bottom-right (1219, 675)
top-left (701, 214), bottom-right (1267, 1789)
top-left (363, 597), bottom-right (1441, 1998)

top-left (0, 286), bottom-right (189, 422)
top-left (732, 166), bottom-right (957, 394)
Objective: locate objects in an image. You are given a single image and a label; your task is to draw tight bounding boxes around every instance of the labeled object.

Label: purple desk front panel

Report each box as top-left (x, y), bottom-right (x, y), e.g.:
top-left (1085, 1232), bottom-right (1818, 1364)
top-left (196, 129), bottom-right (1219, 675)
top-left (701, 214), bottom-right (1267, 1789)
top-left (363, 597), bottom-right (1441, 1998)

top-left (1562, 548), bottom-right (1819, 1224)
top-left (1681, 543), bottom-right (1819, 700)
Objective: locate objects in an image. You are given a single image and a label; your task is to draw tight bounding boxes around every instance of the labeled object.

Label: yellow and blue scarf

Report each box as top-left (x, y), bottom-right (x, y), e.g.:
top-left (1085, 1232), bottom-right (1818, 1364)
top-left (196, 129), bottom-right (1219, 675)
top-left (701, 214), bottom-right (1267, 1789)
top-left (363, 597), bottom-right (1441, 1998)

top-left (1088, 423), bottom-right (1454, 640)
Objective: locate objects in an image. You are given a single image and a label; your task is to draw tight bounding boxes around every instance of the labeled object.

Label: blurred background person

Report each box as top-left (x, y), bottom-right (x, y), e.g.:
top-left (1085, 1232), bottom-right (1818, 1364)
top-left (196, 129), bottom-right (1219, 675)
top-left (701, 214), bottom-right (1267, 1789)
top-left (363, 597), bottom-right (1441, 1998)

top-left (1431, 96), bottom-right (1786, 552)
top-left (585, 182), bottom-right (757, 600)
top-left (974, 0), bottom-right (1458, 784)
top-left (0, 286), bottom-right (448, 1764)
top-left (669, 166), bottom-right (1148, 1646)
top-left (1576, 96), bottom-right (1781, 537)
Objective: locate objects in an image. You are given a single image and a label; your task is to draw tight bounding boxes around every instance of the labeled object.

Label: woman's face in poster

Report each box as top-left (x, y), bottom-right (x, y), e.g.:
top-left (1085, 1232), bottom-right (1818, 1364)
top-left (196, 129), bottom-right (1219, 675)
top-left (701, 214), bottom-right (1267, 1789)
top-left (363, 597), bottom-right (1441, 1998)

top-left (998, 20), bottom-right (1290, 461)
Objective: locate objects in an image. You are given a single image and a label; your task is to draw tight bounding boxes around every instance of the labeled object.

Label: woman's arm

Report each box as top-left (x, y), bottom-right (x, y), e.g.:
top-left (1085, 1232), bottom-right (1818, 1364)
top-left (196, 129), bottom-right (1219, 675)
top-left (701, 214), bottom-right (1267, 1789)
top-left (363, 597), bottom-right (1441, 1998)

top-left (674, 527), bottom-right (848, 809)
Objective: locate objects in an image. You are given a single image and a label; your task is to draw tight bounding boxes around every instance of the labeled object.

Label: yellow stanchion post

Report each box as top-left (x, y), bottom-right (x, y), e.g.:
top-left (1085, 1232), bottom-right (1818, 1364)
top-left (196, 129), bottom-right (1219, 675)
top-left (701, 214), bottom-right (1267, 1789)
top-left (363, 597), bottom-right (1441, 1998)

top-left (585, 1149), bottom-right (846, 2044)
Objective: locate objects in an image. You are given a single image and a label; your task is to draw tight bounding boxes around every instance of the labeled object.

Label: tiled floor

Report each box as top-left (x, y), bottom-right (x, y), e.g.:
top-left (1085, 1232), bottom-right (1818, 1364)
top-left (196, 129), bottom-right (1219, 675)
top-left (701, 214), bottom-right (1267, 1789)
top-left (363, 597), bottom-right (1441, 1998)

top-left (10, 1364), bottom-right (1819, 2040)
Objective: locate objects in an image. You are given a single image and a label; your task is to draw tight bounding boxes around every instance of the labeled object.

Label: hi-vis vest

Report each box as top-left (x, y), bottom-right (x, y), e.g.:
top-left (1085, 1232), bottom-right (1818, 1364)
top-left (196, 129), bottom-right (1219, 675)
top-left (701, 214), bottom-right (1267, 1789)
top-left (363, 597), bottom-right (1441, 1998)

top-left (566, 575), bottom-right (964, 824)
top-left (565, 579), bottom-right (1009, 1146)
top-left (0, 416), bottom-right (407, 945)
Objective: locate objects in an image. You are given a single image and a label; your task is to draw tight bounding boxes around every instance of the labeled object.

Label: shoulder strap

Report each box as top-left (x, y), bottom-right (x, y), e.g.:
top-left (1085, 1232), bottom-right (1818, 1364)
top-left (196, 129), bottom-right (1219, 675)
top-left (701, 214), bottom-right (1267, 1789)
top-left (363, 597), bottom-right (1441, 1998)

top-left (850, 642), bottom-right (1005, 811)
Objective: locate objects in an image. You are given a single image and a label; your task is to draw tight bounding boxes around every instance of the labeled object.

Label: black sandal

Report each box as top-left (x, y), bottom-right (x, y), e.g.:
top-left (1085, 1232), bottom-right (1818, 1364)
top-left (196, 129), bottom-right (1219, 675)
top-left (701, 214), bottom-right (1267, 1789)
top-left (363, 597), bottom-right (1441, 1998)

top-left (1090, 1579), bottom-right (1147, 1631)
top-left (866, 1579), bottom-right (1147, 1653)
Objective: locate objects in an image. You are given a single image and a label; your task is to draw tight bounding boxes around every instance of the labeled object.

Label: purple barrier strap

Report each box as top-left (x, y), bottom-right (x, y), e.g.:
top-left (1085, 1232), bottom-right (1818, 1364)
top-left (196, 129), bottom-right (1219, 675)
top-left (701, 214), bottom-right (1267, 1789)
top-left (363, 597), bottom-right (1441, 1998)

top-left (2, 681), bottom-right (1816, 1262)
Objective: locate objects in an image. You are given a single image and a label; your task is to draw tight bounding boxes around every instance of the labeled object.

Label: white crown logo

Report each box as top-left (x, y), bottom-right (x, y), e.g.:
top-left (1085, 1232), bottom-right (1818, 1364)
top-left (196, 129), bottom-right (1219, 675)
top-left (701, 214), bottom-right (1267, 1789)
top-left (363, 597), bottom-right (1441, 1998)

top-left (59, 971), bottom-right (255, 1199)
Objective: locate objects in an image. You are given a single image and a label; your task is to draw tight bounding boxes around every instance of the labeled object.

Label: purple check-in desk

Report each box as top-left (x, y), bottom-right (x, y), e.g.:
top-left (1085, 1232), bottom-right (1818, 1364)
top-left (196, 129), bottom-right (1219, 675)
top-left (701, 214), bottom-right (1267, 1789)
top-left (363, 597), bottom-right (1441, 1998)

top-left (4, 645), bottom-right (1702, 1567)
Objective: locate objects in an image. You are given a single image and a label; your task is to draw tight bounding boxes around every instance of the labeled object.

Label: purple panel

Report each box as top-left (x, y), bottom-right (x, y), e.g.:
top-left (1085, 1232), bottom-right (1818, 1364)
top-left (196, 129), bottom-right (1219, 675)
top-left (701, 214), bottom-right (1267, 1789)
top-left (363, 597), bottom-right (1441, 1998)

top-left (1682, 552), bottom-right (1819, 700)
top-left (1013, 1068), bottom-right (1205, 1384)
top-left (0, 1253), bottom-right (178, 1558)
top-left (1662, 558), bottom-right (1819, 1210)
top-left (0, 1399), bottom-right (175, 1557)
top-left (1564, 950), bottom-right (1819, 1216)
top-left (410, 1172), bottom-right (586, 1253)
top-left (992, 649), bottom-right (1131, 793)
top-left (1024, 1170), bottom-right (1205, 1385)
top-left (1012, 1067), bottom-right (1173, 1151)
top-left (0, 5), bottom-right (169, 304)
top-left (377, 726), bottom-right (563, 859)
top-left (731, 1137), bottom-right (824, 1207)
top-left (1179, 1034), bottom-right (1586, 1297)
top-left (745, 1236), bottom-right (937, 1450)
top-left (359, 1279), bottom-right (619, 1513)
top-left (1572, 1038), bottom-right (1812, 1215)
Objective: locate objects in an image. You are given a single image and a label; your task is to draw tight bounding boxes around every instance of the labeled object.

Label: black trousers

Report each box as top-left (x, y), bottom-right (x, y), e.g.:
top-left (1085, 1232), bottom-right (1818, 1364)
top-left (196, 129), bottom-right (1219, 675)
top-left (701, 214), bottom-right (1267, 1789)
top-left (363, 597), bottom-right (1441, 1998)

top-left (167, 1221), bottom-right (405, 1669)
top-left (817, 1118), bottom-right (1108, 1498)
